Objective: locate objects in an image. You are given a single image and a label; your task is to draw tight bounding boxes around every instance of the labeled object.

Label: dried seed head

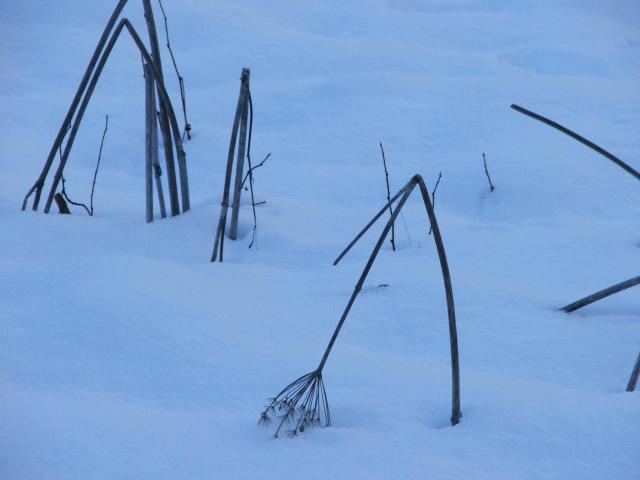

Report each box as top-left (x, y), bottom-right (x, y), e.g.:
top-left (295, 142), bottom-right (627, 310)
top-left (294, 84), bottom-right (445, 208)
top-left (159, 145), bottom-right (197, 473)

top-left (258, 412), bottom-right (271, 426)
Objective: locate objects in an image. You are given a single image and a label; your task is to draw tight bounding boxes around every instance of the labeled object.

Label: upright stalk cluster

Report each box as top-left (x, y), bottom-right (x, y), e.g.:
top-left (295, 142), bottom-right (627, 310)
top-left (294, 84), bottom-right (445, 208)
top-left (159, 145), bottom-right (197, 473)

top-left (23, 0), bottom-right (189, 221)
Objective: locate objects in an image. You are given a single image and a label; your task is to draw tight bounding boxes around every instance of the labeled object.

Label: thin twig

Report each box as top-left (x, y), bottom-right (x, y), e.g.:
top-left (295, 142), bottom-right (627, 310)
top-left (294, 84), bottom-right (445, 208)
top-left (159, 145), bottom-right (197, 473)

top-left (428, 172), bottom-right (442, 235)
top-left (90, 115), bottom-right (109, 215)
top-left (157, 0), bottom-right (190, 140)
top-left (58, 134), bottom-right (91, 216)
top-left (59, 117), bottom-right (107, 217)
top-left (61, 177), bottom-right (91, 215)
top-left (246, 90), bottom-right (259, 250)
top-left (380, 142), bottom-right (396, 251)
top-left (242, 153), bottom-right (271, 189)
top-left (483, 153), bottom-right (495, 192)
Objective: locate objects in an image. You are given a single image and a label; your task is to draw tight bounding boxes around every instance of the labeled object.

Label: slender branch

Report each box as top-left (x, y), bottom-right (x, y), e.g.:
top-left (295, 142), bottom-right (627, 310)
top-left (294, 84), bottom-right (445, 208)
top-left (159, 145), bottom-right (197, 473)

top-left (428, 172), bottom-right (442, 235)
top-left (511, 104), bottom-right (640, 182)
top-left (561, 275), bottom-right (640, 313)
top-left (90, 114), bottom-right (109, 215)
top-left (246, 90), bottom-right (259, 250)
top-left (157, 0), bottom-right (191, 140)
top-left (380, 142), bottom-right (396, 251)
top-left (57, 133), bottom-right (91, 216)
top-left (242, 153), bottom-right (271, 189)
top-left (61, 176), bottom-right (91, 215)
top-left (483, 153), bottom-right (495, 192)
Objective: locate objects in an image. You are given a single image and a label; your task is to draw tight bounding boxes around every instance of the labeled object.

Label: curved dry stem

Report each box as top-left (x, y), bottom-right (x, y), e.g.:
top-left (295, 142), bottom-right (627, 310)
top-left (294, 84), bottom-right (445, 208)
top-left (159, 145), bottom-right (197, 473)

top-left (330, 173), bottom-right (462, 426)
top-left (245, 90), bottom-right (259, 250)
top-left (416, 176), bottom-right (462, 425)
top-left (23, 0), bottom-right (129, 212)
top-left (261, 174), bottom-right (462, 436)
top-left (511, 104), bottom-right (640, 182)
top-left (561, 275), bottom-right (640, 313)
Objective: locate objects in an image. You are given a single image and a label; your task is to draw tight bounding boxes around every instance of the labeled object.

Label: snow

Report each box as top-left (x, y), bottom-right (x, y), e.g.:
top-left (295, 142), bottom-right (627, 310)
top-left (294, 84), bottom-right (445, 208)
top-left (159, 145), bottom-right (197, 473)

top-left (1, 0), bottom-right (639, 478)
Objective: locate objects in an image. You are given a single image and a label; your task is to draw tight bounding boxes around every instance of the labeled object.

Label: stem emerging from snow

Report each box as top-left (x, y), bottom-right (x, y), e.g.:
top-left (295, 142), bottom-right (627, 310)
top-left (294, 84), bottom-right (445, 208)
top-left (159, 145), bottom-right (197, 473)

top-left (483, 153), bottom-right (495, 192)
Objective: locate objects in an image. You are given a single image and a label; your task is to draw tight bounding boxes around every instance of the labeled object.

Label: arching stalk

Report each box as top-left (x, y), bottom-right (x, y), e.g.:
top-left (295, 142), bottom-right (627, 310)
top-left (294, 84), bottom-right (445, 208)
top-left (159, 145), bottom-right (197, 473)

top-left (511, 104), bottom-right (640, 182)
top-left (260, 174), bottom-right (462, 437)
top-left (23, 0), bottom-right (130, 211)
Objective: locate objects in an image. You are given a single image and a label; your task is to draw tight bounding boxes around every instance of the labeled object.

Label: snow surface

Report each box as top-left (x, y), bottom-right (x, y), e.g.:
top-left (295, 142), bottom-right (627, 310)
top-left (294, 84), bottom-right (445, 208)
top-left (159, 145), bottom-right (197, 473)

top-left (1, 0), bottom-right (639, 478)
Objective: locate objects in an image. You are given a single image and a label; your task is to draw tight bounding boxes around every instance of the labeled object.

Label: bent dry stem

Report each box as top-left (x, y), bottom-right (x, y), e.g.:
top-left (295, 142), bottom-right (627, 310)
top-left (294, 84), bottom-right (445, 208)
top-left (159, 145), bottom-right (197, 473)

top-left (260, 174), bottom-right (461, 437)
top-left (511, 104), bottom-right (640, 182)
top-left (561, 275), bottom-right (640, 313)
top-left (22, 0), bottom-right (129, 212)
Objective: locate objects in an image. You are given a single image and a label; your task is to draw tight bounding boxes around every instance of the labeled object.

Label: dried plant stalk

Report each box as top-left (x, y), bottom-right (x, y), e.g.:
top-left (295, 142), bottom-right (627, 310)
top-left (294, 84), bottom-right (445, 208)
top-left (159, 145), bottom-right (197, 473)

top-left (23, 1), bottom-right (189, 220)
top-left (22, 0), bottom-right (129, 212)
top-left (142, 0), bottom-right (189, 213)
top-left (483, 153), bottom-right (495, 192)
top-left (561, 275), bottom-right (640, 313)
top-left (627, 352), bottom-right (640, 392)
top-left (149, 80), bottom-right (166, 218)
top-left (211, 69), bottom-right (249, 262)
top-left (260, 174), bottom-right (462, 437)
top-left (511, 104), bottom-right (640, 181)
top-left (229, 69), bottom-right (251, 240)
top-left (39, 19), bottom-right (188, 219)
top-left (144, 62), bottom-right (155, 223)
